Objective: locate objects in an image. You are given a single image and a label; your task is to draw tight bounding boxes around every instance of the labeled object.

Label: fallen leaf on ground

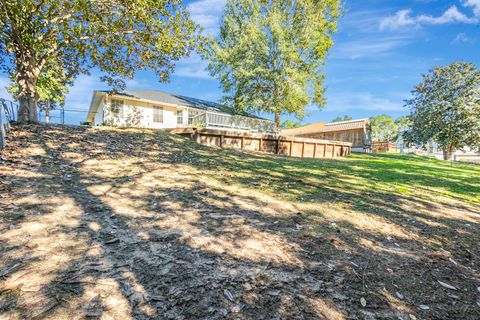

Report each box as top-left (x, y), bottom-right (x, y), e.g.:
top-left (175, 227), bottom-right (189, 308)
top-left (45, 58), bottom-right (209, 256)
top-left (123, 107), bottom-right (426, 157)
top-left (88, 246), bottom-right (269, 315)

top-left (360, 297), bottom-right (367, 307)
top-left (224, 289), bottom-right (234, 302)
top-left (437, 280), bottom-right (457, 290)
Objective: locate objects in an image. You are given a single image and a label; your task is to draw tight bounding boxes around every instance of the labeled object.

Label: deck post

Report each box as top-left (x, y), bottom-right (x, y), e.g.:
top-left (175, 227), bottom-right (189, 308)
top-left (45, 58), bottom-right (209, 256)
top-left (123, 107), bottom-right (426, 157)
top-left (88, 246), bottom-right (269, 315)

top-left (323, 143), bottom-right (327, 158)
top-left (241, 136), bottom-right (245, 150)
top-left (289, 140), bottom-right (293, 156)
top-left (313, 143), bottom-right (317, 158)
top-left (301, 142), bottom-right (305, 158)
top-left (259, 137), bottom-right (263, 152)
top-left (332, 144), bottom-right (335, 158)
top-left (220, 135), bottom-right (224, 148)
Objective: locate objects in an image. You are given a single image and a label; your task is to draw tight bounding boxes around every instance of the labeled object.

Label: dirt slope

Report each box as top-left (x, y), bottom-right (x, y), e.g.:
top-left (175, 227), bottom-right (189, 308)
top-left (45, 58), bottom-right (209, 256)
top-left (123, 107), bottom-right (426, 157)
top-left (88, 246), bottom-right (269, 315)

top-left (0, 125), bottom-right (479, 319)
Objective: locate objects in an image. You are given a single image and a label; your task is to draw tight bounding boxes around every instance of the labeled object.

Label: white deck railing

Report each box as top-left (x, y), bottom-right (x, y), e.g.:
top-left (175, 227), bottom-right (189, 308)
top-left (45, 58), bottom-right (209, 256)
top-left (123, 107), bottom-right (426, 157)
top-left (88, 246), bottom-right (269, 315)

top-left (189, 110), bottom-right (275, 133)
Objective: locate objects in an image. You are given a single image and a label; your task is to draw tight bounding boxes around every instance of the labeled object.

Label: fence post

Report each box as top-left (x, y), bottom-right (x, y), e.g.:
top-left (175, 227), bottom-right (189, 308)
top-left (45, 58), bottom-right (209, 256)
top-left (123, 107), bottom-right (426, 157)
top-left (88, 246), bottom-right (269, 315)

top-left (45, 100), bottom-right (50, 124)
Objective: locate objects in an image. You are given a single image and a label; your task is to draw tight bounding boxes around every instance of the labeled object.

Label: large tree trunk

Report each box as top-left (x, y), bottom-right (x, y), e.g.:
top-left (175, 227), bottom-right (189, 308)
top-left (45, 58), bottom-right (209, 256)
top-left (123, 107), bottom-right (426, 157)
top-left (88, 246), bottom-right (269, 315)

top-left (274, 112), bottom-right (280, 131)
top-left (18, 95), bottom-right (38, 123)
top-left (15, 59), bottom-right (41, 124)
top-left (443, 145), bottom-right (454, 160)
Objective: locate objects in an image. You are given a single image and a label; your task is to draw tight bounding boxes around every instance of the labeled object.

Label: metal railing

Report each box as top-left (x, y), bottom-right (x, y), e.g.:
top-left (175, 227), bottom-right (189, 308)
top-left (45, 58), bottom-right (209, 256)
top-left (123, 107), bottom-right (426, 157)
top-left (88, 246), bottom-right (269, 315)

top-left (188, 110), bottom-right (275, 133)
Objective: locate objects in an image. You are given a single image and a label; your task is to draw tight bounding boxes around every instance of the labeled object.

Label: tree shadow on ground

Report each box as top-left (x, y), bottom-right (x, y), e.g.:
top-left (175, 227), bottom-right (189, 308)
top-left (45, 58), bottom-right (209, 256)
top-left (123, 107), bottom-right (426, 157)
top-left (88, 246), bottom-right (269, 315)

top-left (0, 124), bottom-right (479, 319)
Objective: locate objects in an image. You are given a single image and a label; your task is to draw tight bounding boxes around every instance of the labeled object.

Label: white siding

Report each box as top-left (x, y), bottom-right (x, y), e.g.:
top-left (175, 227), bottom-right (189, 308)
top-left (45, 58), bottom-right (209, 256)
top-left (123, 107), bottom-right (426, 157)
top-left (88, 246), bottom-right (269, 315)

top-left (93, 98), bottom-right (104, 126)
top-left (103, 96), bottom-right (179, 129)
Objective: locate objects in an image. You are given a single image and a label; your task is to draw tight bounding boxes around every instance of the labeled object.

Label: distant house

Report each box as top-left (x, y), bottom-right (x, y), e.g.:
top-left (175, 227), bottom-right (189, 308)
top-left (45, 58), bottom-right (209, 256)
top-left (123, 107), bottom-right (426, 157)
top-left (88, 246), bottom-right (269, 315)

top-left (86, 90), bottom-right (275, 132)
top-left (282, 119), bottom-right (371, 152)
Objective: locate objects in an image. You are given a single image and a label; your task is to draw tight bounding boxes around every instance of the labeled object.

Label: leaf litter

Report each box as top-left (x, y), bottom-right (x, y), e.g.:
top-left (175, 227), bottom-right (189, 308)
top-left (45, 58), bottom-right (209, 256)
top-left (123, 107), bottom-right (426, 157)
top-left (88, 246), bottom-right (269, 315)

top-left (0, 124), bottom-right (479, 319)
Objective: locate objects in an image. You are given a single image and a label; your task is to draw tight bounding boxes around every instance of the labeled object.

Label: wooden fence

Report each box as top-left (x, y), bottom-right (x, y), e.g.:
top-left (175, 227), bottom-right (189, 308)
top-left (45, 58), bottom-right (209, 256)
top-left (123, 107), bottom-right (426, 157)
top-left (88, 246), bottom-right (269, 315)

top-left (372, 141), bottom-right (397, 153)
top-left (177, 128), bottom-right (352, 159)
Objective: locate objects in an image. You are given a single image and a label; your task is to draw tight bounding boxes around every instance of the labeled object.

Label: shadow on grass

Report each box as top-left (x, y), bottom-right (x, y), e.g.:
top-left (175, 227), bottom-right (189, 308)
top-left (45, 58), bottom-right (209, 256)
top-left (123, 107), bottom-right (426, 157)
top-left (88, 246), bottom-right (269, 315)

top-left (0, 124), bottom-right (479, 319)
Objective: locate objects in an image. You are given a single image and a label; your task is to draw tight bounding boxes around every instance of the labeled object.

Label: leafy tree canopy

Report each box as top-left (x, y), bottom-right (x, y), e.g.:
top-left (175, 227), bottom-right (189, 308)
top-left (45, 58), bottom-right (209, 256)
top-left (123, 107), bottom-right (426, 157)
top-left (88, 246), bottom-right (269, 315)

top-left (404, 61), bottom-right (480, 159)
top-left (393, 115), bottom-right (411, 144)
top-left (331, 115), bottom-right (352, 123)
top-left (370, 114), bottom-right (398, 142)
top-left (202, 0), bottom-right (342, 129)
top-left (0, 0), bottom-right (199, 123)
top-left (280, 119), bottom-right (304, 129)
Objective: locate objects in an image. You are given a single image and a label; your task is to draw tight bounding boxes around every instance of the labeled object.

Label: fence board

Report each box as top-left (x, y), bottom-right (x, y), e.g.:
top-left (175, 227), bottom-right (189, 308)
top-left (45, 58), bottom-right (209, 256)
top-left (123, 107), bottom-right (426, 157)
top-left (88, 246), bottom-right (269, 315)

top-left (187, 128), bottom-right (352, 159)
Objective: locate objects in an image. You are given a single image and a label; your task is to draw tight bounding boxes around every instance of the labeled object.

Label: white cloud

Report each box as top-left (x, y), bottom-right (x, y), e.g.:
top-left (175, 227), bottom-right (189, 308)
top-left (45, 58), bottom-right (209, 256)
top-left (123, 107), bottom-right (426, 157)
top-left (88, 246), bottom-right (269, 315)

top-left (380, 5), bottom-right (478, 30)
top-left (379, 10), bottom-right (418, 30)
top-left (451, 32), bottom-right (473, 44)
top-left (463, 0), bottom-right (480, 16)
top-left (332, 36), bottom-right (410, 59)
top-left (174, 53), bottom-right (212, 79)
top-left (187, 0), bottom-right (226, 35)
top-left (63, 74), bottom-right (104, 111)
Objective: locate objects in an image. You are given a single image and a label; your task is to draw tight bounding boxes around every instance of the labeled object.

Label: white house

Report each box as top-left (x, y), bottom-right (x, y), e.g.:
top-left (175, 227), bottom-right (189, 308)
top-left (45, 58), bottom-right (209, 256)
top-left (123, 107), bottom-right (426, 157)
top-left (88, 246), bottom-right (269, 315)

top-left (86, 90), bottom-right (275, 132)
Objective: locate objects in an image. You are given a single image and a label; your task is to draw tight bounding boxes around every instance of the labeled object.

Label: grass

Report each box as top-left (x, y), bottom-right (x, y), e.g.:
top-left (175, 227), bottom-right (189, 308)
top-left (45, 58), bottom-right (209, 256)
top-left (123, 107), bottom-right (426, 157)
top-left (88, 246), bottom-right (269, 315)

top-left (0, 124), bottom-right (479, 319)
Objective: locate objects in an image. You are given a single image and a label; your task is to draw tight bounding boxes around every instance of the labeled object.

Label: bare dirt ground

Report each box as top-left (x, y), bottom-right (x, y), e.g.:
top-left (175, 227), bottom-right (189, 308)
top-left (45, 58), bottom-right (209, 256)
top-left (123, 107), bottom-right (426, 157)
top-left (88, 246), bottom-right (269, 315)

top-left (0, 125), bottom-right (479, 320)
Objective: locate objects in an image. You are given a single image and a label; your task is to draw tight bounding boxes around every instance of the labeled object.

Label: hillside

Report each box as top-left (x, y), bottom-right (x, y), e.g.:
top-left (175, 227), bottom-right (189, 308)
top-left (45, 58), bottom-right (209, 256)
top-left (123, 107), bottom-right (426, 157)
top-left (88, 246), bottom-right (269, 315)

top-left (1, 125), bottom-right (479, 319)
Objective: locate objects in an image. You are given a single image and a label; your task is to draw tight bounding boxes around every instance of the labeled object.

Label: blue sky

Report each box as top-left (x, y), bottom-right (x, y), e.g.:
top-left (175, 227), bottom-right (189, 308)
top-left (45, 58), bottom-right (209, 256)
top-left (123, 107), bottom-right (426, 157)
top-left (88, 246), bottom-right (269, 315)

top-left (1, 0), bottom-right (479, 124)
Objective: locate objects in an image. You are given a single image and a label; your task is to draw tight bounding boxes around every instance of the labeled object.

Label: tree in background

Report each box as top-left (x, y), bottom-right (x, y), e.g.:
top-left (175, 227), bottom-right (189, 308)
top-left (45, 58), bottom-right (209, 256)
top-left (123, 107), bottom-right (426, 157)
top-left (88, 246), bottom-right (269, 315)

top-left (331, 115), bottom-right (352, 123)
top-left (404, 62), bottom-right (480, 160)
top-left (0, 0), bottom-right (199, 123)
top-left (203, 0), bottom-right (342, 129)
top-left (280, 120), bottom-right (303, 129)
top-left (370, 114), bottom-right (398, 142)
top-left (394, 115), bottom-right (410, 143)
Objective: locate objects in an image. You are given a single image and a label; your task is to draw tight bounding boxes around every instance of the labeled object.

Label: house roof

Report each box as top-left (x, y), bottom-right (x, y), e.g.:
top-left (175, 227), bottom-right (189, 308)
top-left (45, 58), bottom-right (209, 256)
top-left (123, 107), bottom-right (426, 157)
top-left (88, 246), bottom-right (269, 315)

top-left (320, 119), bottom-right (370, 132)
top-left (282, 119), bottom-right (369, 136)
top-left (87, 89), bottom-right (268, 122)
top-left (281, 122), bottom-right (326, 136)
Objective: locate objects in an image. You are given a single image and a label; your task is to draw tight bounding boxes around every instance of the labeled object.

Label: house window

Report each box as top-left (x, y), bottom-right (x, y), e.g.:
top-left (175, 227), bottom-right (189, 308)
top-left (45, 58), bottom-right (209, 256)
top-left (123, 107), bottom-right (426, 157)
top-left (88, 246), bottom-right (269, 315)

top-left (153, 106), bottom-right (163, 123)
top-left (111, 99), bottom-right (123, 118)
top-left (177, 110), bottom-right (183, 125)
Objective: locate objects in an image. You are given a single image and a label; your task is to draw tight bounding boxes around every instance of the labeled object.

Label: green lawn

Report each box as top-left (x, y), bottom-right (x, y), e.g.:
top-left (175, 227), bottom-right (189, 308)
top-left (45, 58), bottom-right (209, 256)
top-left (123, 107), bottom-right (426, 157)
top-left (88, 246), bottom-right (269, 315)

top-left (177, 134), bottom-right (480, 205)
top-left (1, 125), bottom-right (479, 319)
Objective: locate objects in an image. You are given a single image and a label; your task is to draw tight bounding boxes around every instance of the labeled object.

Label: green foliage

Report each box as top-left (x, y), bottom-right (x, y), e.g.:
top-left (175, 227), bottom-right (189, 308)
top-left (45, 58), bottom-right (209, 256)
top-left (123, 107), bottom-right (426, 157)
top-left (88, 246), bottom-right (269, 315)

top-left (370, 114), bottom-right (398, 142)
top-left (0, 0), bottom-right (200, 122)
top-left (202, 0), bottom-right (342, 127)
top-left (331, 115), bottom-right (352, 123)
top-left (7, 61), bottom-right (71, 110)
top-left (404, 62), bottom-right (480, 156)
top-left (280, 119), bottom-right (303, 129)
